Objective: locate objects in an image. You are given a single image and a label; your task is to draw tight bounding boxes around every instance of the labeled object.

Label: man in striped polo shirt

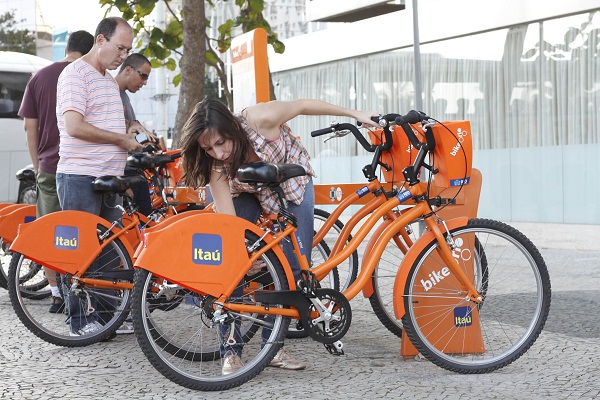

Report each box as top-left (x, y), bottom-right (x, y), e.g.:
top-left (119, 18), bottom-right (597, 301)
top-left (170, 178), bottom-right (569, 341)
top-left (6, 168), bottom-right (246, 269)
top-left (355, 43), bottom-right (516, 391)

top-left (56, 17), bottom-right (146, 337)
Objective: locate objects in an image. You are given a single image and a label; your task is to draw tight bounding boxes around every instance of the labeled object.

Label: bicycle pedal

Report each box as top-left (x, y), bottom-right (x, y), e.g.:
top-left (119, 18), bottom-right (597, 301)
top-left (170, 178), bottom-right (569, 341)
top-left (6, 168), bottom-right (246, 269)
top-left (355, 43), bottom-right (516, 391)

top-left (324, 340), bottom-right (344, 356)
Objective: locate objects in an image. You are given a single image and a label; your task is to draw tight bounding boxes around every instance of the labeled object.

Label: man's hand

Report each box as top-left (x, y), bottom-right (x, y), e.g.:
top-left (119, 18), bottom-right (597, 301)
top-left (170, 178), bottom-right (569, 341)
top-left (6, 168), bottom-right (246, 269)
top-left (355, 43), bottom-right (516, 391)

top-left (127, 121), bottom-right (158, 143)
top-left (122, 131), bottom-right (144, 151)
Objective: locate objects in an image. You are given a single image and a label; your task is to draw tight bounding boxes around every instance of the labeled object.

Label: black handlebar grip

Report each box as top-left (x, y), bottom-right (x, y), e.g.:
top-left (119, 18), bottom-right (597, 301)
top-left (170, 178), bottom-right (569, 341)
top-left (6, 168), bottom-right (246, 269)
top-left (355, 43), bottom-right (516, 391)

top-left (311, 126), bottom-right (336, 137)
top-left (394, 110), bottom-right (427, 150)
top-left (170, 151), bottom-right (182, 160)
top-left (142, 144), bottom-right (160, 153)
top-left (394, 110), bottom-right (426, 125)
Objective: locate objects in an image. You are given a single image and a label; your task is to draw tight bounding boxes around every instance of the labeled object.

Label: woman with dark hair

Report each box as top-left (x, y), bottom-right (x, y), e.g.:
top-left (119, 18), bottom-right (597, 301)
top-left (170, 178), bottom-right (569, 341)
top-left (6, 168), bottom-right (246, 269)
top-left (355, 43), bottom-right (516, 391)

top-left (179, 98), bottom-right (378, 374)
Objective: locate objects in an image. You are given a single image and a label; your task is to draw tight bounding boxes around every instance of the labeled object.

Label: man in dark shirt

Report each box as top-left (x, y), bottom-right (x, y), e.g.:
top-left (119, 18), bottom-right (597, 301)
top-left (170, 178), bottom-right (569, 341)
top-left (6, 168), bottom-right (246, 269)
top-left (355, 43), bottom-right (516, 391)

top-left (115, 53), bottom-right (154, 217)
top-left (17, 30), bottom-right (94, 313)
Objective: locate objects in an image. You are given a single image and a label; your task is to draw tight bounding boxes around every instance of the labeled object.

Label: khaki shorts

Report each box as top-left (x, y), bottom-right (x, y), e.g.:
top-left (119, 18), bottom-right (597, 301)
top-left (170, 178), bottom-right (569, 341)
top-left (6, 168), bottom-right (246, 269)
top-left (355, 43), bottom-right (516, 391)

top-left (36, 170), bottom-right (61, 217)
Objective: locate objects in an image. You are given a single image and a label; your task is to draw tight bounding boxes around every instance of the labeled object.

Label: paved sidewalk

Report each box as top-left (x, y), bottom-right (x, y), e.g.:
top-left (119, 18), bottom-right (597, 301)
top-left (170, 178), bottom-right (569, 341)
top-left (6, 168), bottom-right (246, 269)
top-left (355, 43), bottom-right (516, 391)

top-left (508, 221), bottom-right (600, 252)
top-left (1, 223), bottom-right (599, 399)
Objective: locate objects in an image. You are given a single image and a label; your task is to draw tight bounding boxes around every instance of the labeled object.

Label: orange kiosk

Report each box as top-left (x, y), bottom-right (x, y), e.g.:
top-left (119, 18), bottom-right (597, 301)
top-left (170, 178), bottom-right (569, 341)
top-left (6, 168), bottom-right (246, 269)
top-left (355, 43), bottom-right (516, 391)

top-left (231, 28), bottom-right (270, 112)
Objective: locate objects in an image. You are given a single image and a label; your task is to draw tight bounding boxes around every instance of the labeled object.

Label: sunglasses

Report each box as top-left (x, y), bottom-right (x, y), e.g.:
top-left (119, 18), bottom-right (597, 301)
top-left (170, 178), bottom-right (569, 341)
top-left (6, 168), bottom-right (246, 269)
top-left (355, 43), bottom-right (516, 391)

top-left (135, 69), bottom-right (149, 81)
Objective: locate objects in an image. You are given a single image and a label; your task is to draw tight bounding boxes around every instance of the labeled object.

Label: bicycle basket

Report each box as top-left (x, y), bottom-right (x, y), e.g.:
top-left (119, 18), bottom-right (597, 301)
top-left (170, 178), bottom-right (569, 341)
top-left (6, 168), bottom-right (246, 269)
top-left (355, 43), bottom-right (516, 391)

top-left (428, 120), bottom-right (472, 188)
top-left (368, 121), bottom-right (472, 188)
top-left (368, 126), bottom-right (421, 183)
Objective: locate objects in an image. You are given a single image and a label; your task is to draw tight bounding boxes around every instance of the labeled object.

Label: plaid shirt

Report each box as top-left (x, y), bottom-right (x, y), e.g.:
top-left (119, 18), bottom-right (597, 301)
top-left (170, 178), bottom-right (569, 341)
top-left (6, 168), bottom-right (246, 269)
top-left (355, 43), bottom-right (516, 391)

top-left (215, 119), bottom-right (316, 214)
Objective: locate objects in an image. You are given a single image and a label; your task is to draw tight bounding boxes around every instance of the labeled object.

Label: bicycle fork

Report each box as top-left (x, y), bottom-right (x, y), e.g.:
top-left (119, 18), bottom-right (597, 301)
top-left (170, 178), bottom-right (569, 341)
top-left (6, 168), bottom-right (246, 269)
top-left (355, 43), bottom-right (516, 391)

top-left (424, 216), bottom-right (483, 304)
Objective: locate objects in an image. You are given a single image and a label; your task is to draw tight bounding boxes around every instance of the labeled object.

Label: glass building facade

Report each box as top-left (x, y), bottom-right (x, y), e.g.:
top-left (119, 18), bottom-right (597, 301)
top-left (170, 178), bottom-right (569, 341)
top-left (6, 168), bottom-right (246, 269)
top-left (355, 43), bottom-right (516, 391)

top-left (272, 9), bottom-right (600, 224)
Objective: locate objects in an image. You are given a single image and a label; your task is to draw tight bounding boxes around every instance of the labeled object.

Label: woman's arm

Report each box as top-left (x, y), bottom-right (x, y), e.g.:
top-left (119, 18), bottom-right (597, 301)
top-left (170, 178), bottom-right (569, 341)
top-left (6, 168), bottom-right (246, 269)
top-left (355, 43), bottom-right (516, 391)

top-left (244, 100), bottom-right (379, 139)
top-left (209, 170), bottom-right (236, 216)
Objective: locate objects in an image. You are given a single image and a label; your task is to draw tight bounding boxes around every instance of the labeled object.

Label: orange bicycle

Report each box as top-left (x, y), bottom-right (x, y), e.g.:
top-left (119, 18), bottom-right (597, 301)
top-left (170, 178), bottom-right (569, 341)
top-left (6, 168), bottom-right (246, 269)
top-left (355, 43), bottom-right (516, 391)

top-left (129, 110), bottom-right (551, 390)
top-left (6, 149), bottom-right (339, 347)
top-left (0, 204), bottom-right (43, 296)
top-left (6, 150), bottom-right (209, 346)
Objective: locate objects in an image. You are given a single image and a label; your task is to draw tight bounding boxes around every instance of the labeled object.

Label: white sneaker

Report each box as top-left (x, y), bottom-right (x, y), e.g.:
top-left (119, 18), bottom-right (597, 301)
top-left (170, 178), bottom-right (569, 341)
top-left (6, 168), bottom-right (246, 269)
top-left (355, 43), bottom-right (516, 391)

top-left (222, 353), bottom-right (244, 375)
top-left (268, 348), bottom-right (306, 370)
top-left (70, 321), bottom-right (103, 336)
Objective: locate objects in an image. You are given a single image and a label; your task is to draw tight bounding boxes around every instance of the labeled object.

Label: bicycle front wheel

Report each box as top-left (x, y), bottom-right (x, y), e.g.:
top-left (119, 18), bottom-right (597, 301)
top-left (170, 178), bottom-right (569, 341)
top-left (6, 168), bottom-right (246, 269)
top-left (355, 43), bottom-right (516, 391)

top-left (132, 231), bottom-right (290, 391)
top-left (402, 218), bottom-right (551, 373)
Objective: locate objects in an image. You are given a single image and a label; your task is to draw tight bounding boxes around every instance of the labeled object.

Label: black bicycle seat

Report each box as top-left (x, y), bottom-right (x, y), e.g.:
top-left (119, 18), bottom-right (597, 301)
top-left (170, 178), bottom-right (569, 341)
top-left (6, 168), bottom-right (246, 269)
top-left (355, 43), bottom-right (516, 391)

top-left (16, 166), bottom-right (35, 181)
top-left (127, 153), bottom-right (176, 170)
top-left (93, 175), bottom-right (147, 194)
top-left (236, 162), bottom-right (307, 185)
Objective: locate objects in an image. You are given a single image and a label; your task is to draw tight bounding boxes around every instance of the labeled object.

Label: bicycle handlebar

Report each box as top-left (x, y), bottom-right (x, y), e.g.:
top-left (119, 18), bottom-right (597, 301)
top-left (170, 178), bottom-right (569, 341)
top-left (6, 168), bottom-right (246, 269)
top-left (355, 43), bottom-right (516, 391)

top-left (310, 126), bottom-right (337, 137)
top-left (391, 110), bottom-right (428, 151)
top-left (310, 111), bottom-right (432, 153)
top-left (311, 110), bottom-right (437, 183)
top-left (394, 110), bottom-right (426, 125)
top-left (311, 122), bottom-right (377, 152)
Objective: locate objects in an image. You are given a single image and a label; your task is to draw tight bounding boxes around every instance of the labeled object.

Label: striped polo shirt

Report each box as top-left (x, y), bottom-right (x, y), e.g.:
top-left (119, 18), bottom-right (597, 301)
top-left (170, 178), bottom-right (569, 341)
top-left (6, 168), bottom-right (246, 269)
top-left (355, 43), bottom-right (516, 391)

top-left (56, 58), bottom-right (127, 177)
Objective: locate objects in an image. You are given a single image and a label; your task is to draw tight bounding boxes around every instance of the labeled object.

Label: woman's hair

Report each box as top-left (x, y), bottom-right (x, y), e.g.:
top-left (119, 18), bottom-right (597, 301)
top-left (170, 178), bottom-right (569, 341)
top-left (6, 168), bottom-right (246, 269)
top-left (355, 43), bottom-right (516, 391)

top-left (180, 99), bottom-right (251, 187)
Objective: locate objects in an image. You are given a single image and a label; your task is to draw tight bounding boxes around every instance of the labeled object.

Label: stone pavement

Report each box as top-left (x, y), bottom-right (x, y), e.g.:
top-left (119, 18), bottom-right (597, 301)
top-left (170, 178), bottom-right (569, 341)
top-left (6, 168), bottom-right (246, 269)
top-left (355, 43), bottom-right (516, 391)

top-left (0, 222), bottom-right (599, 399)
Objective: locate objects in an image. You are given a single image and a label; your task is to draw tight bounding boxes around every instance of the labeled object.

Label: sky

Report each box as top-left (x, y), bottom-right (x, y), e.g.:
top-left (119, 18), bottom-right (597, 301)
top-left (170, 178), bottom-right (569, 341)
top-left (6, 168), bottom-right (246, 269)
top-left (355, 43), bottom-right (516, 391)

top-left (37, 0), bottom-right (121, 32)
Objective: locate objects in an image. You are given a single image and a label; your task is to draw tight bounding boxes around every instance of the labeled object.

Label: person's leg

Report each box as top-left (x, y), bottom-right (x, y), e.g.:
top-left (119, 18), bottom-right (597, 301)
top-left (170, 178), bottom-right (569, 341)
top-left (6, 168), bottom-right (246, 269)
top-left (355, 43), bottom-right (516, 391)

top-left (95, 192), bottom-right (124, 325)
top-left (56, 173), bottom-right (105, 333)
top-left (283, 179), bottom-right (315, 281)
top-left (36, 170), bottom-right (65, 312)
top-left (232, 192), bottom-right (262, 223)
top-left (57, 173), bottom-right (102, 214)
top-left (36, 170), bottom-right (61, 216)
top-left (266, 180), bottom-right (313, 370)
top-left (219, 193), bottom-right (263, 358)
top-left (124, 167), bottom-right (153, 216)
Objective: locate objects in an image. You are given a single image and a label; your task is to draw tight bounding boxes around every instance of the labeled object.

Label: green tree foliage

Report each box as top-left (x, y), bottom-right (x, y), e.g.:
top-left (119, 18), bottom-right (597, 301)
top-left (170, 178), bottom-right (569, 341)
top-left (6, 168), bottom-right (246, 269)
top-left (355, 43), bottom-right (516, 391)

top-left (99, 0), bottom-right (284, 147)
top-left (0, 10), bottom-right (36, 55)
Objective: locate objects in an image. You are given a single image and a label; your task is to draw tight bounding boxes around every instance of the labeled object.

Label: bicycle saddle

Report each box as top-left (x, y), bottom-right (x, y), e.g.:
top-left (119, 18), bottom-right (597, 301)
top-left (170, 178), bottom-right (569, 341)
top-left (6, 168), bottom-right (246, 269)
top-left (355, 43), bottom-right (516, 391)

top-left (127, 153), bottom-right (179, 170)
top-left (93, 174), bottom-right (148, 194)
top-left (236, 162), bottom-right (307, 184)
top-left (16, 166), bottom-right (35, 181)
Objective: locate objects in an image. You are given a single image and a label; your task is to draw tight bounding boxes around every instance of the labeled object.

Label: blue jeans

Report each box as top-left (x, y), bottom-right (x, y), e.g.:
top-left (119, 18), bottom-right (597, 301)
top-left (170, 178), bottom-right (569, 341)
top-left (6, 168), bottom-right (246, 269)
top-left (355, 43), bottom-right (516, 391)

top-left (56, 173), bottom-right (123, 332)
top-left (56, 174), bottom-right (122, 222)
top-left (221, 179), bottom-right (315, 357)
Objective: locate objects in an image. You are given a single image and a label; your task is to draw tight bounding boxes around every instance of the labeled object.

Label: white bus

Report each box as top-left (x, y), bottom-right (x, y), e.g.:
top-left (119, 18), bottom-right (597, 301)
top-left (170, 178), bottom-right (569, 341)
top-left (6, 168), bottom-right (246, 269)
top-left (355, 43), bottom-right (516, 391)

top-left (0, 51), bottom-right (52, 203)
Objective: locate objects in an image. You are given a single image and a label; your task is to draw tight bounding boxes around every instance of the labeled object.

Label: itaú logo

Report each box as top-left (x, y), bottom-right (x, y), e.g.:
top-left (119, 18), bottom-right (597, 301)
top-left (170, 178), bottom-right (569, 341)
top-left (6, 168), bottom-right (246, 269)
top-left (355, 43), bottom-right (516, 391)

top-left (450, 128), bottom-right (468, 157)
top-left (54, 226), bottom-right (79, 250)
top-left (192, 233), bottom-right (222, 265)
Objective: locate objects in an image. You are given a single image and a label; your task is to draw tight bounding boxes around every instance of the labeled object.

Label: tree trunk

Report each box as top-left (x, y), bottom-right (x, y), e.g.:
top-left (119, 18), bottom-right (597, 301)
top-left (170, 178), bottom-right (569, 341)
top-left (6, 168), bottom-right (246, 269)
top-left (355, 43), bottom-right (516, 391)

top-left (171, 0), bottom-right (206, 149)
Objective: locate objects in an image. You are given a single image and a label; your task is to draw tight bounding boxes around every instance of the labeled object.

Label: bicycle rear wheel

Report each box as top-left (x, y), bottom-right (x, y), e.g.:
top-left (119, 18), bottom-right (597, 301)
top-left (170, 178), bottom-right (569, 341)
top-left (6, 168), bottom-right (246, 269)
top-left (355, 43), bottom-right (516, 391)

top-left (132, 231), bottom-right (290, 391)
top-left (0, 240), bottom-right (10, 289)
top-left (1, 239), bottom-right (50, 296)
top-left (8, 226), bottom-right (134, 347)
top-left (9, 254), bottom-right (51, 299)
top-left (368, 217), bottom-right (421, 337)
top-left (401, 218), bottom-right (551, 373)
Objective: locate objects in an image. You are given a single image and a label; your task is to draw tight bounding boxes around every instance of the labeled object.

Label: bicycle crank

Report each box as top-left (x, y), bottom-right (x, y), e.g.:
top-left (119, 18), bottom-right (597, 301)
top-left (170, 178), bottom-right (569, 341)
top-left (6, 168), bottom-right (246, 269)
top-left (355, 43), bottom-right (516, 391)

top-left (303, 288), bottom-right (352, 345)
